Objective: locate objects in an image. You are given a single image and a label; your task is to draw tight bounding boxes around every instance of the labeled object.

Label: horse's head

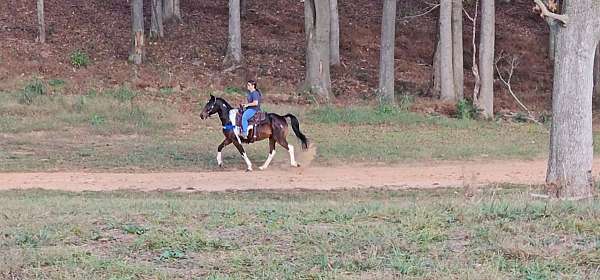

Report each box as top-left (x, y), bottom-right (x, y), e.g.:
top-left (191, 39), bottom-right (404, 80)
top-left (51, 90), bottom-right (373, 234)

top-left (200, 94), bottom-right (219, 120)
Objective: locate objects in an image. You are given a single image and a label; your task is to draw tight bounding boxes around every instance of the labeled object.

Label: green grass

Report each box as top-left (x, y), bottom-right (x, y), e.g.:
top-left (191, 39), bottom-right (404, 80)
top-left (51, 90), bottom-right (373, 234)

top-left (0, 187), bottom-right (598, 279)
top-left (0, 82), bottom-right (587, 171)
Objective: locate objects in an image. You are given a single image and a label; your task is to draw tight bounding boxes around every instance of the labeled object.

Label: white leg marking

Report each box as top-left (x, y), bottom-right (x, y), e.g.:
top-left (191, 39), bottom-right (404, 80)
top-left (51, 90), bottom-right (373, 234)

top-left (217, 152), bottom-right (223, 166)
top-left (288, 145), bottom-right (298, 167)
top-left (259, 150), bottom-right (276, 170)
top-left (242, 152), bottom-right (252, 171)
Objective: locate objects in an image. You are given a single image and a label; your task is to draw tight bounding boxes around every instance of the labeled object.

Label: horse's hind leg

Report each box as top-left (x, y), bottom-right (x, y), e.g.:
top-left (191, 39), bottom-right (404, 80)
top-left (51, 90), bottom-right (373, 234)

top-left (217, 138), bottom-right (232, 168)
top-left (275, 133), bottom-right (299, 167)
top-left (259, 138), bottom-right (277, 171)
top-left (232, 140), bottom-right (253, 171)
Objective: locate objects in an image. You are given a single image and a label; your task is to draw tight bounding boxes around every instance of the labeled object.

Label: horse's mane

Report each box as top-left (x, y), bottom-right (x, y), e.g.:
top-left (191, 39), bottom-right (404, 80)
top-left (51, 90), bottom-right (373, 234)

top-left (215, 97), bottom-right (232, 109)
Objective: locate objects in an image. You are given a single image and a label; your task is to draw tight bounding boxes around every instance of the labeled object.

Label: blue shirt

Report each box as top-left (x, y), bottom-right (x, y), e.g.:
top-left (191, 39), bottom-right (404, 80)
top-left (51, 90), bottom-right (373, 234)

top-left (247, 90), bottom-right (261, 111)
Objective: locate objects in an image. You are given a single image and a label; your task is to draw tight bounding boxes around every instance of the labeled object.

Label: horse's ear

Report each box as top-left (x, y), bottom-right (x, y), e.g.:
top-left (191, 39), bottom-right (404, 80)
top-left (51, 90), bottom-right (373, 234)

top-left (209, 94), bottom-right (215, 100)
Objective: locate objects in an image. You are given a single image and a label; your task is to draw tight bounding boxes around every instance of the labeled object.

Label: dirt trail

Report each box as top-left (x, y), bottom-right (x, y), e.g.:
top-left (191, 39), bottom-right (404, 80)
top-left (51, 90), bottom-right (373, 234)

top-left (3, 159), bottom-right (599, 192)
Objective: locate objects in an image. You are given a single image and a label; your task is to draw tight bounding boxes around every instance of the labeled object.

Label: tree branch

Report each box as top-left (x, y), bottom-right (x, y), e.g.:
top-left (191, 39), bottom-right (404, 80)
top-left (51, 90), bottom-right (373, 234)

top-left (400, 4), bottom-right (440, 20)
top-left (533, 0), bottom-right (568, 25)
top-left (495, 52), bottom-right (541, 124)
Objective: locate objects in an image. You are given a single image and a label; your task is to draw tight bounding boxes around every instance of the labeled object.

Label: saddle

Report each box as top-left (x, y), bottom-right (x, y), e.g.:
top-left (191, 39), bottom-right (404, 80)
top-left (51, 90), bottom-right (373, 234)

top-left (236, 109), bottom-right (268, 141)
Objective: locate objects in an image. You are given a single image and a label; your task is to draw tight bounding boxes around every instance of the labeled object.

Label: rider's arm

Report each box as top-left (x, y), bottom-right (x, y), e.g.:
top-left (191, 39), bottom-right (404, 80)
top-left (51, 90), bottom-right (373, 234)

top-left (244, 100), bottom-right (259, 108)
top-left (243, 92), bottom-right (259, 108)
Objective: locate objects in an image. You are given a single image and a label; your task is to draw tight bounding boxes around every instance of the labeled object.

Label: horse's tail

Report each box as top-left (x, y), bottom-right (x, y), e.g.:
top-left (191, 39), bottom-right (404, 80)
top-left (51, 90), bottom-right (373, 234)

top-left (284, 114), bottom-right (309, 150)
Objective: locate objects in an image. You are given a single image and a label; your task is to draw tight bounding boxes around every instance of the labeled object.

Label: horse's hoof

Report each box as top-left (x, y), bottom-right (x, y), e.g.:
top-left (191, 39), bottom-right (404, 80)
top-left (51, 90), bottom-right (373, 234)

top-left (218, 164), bottom-right (224, 169)
top-left (258, 166), bottom-right (265, 171)
top-left (246, 168), bottom-right (252, 172)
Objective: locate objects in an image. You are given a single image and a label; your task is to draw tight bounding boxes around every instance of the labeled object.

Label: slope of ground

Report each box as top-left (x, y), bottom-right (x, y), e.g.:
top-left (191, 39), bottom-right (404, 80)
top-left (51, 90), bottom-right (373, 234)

top-left (0, 0), bottom-right (552, 113)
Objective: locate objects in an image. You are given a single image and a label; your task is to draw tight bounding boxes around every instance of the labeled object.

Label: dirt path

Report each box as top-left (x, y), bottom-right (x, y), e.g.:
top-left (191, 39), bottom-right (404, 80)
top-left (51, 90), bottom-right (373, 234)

top-left (3, 159), bottom-right (599, 192)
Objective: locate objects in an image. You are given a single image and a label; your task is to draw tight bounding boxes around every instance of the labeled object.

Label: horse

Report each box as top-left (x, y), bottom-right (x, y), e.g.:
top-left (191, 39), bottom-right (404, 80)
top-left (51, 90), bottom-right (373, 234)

top-left (199, 94), bottom-right (309, 171)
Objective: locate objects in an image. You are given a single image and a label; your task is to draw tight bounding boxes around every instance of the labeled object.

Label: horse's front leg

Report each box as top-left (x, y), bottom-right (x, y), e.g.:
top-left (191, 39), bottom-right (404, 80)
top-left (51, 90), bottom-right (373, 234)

top-left (217, 138), bottom-right (233, 168)
top-left (232, 141), bottom-right (253, 171)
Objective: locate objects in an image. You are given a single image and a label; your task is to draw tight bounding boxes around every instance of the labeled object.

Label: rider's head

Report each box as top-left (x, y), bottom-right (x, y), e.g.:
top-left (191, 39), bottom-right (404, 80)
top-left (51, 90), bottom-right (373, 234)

top-left (246, 80), bottom-right (257, 92)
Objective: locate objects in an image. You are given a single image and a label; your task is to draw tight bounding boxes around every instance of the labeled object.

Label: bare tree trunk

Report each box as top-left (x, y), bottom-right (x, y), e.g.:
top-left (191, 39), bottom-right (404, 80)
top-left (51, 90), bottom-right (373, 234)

top-left (330, 0), bottom-right (340, 66)
top-left (476, 0), bottom-right (494, 118)
top-left (432, 37), bottom-right (441, 97)
top-left (594, 43), bottom-right (600, 96)
top-left (37, 0), bottom-right (45, 43)
top-left (440, 0), bottom-right (455, 101)
top-left (546, 18), bottom-right (559, 61)
top-left (546, 0), bottom-right (599, 200)
top-left (452, 0), bottom-right (464, 100)
top-left (241, 0), bottom-right (248, 18)
top-left (304, 0), bottom-right (332, 99)
top-left (130, 0), bottom-right (144, 65)
top-left (377, 0), bottom-right (397, 106)
top-left (174, 0), bottom-right (182, 22)
top-left (224, 0), bottom-right (243, 70)
top-left (163, 0), bottom-right (174, 22)
top-left (150, 0), bottom-right (164, 39)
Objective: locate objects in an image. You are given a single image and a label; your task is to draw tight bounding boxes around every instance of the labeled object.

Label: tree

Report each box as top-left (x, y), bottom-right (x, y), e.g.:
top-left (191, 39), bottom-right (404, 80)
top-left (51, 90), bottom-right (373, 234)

top-left (150, 0), bottom-right (164, 39)
top-left (163, 0), bottom-right (174, 22)
top-left (431, 22), bottom-right (441, 97)
top-left (537, 0), bottom-right (560, 60)
top-left (476, 0), bottom-right (495, 118)
top-left (241, 0), bottom-right (248, 18)
top-left (330, 0), bottom-right (341, 66)
top-left (304, 0), bottom-right (332, 99)
top-left (130, 0), bottom-right (144, 65)
top-left (542, 0), bottom-right (600, 199)
top-left (377, 0), bottom-right (397, 105)
top-left (174, 0), bottom-right (182, 22)
top-left (594, 43), bottom-right (600, 95)
top-left (452, 0), bottom-right (464, 100)
top-left (224, 0), bottom-right (243, 70)
top-left (163, 0), bottom-right (182, 23)
top-left (440, 0), bottom-right (455, 101)
top-left (37, 0), bottom-right (45, 43)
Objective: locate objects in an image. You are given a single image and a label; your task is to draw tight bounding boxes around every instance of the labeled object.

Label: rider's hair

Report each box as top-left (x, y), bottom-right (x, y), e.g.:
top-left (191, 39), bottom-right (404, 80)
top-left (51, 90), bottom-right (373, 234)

top-left (248, 80), bottom-right (261, 95)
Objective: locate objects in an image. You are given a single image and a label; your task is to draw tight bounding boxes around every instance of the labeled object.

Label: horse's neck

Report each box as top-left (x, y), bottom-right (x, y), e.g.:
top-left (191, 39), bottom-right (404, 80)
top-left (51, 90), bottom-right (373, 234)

top-left (217, 103), bottom-right (232, 126)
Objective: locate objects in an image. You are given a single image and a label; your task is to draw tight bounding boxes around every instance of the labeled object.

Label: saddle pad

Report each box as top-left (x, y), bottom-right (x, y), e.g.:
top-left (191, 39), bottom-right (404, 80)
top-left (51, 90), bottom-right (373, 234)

top-left (236, 111), bottom-right (268, 126)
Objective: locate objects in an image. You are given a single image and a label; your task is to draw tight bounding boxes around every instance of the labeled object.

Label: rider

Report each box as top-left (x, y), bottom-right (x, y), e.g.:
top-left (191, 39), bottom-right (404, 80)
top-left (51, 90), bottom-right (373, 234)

top-left (241, 80), bottom-right (262, 138)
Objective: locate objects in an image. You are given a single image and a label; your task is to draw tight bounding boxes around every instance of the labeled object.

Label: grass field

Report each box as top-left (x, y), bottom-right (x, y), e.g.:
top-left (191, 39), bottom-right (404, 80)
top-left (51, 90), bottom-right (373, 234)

top-left (0, 80), bottom-right (576, 172)
top-left (1, 187), bottom-right (599, 279)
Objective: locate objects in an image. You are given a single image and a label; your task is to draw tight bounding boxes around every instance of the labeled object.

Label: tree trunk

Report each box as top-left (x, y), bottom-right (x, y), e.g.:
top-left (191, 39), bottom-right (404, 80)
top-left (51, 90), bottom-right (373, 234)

top-left (37, 0), bottom-right (45, 43)
top-left (476, 0), bottom-right (494, 118)
top-left (163, 0), bottom-right (174, 22)
top-left (594, 43), bottom-right (600, 96)
top-left (431, 24), bottom-right (441, 97)
top-left (546, 0), bottom-right (600, 200)
top-left (330, 0), bottom-right (340, 66)
top-left (377, 0), bottom-right (397, 106)
top-left (174, 0), bottom-right (182, 22)
top-left (224, 0), bottom-right (243, 69)
top-left (150, 0), bottom-right (164, 39)
top-left (440, 0), bottom-right (455, 101)
top-left (452, 0), bottom-right (464, 100)
top-left (546, 18), bottom-right (559, 61)
top-left (130, 0), bottom-right (144, 65)
top-left (304, 0), bottom-right (332, 99)
top-left (241, 0), bottom-right (248, 18)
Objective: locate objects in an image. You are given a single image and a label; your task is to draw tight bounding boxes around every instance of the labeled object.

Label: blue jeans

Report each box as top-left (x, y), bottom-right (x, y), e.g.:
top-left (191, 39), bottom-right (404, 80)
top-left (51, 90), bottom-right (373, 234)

top-left (241, 108), bottom-right (257, 136)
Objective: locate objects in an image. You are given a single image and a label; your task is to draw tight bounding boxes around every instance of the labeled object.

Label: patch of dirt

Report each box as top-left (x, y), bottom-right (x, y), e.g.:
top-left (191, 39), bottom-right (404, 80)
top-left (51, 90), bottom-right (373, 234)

top-left (3, 159), bottom-right (600, 192)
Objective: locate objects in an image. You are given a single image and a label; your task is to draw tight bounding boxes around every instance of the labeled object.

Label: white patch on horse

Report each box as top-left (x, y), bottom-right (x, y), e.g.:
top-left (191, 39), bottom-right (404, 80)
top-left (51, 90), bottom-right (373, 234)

top-left (242, 152), bottom-right (253, 171)
top-left (259, 150), bottom-right (276, 170)
top-left (288, 145), bottom-right (298, 167)
top-left (217, 152), bottom-right (222, 166)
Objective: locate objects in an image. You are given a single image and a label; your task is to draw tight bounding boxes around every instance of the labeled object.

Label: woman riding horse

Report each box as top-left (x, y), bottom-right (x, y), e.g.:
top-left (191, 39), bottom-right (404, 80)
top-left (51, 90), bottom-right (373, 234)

top-left (199, 85), bottom-right (308, 171)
